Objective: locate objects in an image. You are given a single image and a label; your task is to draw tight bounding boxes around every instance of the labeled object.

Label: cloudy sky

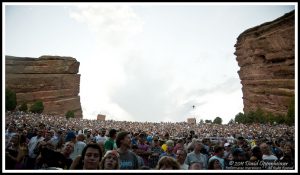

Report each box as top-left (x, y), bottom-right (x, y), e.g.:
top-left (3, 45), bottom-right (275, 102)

top-left (3, 3), bottom-right (296, 123)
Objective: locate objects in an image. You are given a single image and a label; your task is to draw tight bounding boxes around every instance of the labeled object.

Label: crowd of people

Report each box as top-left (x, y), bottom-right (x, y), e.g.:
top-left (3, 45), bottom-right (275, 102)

top-left (4, 111), bottom-right (295, 170)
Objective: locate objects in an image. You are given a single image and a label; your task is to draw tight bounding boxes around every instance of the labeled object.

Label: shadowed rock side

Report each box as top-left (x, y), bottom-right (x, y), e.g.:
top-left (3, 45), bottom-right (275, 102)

top-left (234, 10), bottom-right (295, 116)
top-left (5, 55), bottom-right (83, 118)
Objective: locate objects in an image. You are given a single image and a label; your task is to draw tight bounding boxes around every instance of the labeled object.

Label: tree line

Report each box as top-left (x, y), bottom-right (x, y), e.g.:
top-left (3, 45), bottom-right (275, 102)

top-left (5, 88), bottom-right (75, 119)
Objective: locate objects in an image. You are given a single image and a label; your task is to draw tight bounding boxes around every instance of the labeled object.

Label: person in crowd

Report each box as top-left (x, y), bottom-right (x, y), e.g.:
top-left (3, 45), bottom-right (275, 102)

top-left (249, 146), bottom-right (263, 162)
top-left (5, 124), bottom-right (17, 148)
top-left (156, 156), bottom-right (180, 170)
top-left (97, 128), bottom-right (107, 145)
top-left (136, 133), bottom-right (151, 166)
top-left (159, 140), bottom-right (176, 159)
top-left (237, 136), bottom-right (246, 148)
top-left (173, 139), bottom-right (185, 154)
top-left (26, 128), bottom-right (45, 169)
top-left (208, 145), bottom-right (225, 169)
top-left (51, 129), bottom-right (64, 151)
top-left (176, 149), bottom-right (188, 170)
top-left (232, 148), bottom-right (247, 162)
top-left (85, 129), bottom-right (93, 144)
top-left (149, 136), bottom-right (163, 169)
top-left (131, 133), bottom-right (139, 146)
top-left (60, 141), bottom-right (74, 169)
top-left (208, 159), bottom-right (222, 170)
top-left (99, 150), bottom-right (120, 170)
top-left (68, 132), bottom-right (86, 160)
top-left (104, 129), bottom-right (117, 153)
top-left (116, 131), bottom-right (139, 169)
top-left (146, 134), bottom-right (153, 145)
top-left (20, 129), bottom-right (30, 145)
top-left (131, 144), bottom-right (145, 167)
top-left (260, 143), bottom-right (278, 161)
top-left (188, 161), bottom-right (203, 170)
top-left (185, 139), bottom-right (208, 169)
top-left (70, 143), bottom-right (102, 169)
top-left (34, 141), bottom-right (66, 169)
top-left (184, 137), bottom-right (192, 153)
top-left (224, 152), bottom-right (234, 169)
top-left (269, 140), bottom-right (283, 159)
top-left (241, 143), bottom-right (252, 160)
top-left (279, 143), bottom-right (294, 168)
top-left (77, 133), bottom-right (86, 143)
top-left (187, 138), bottom-right (196, 153)
top-left (223, 142), bottom-right (232, 159)
top-left (5, 134), bottom-right (28, 169)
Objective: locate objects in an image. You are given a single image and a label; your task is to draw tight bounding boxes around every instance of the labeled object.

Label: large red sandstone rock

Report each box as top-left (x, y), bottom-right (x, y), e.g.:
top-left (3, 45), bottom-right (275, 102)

top-left (234, 10), bottom-right (295, 116)
top-left (5, 55), bottom-right (83, 118)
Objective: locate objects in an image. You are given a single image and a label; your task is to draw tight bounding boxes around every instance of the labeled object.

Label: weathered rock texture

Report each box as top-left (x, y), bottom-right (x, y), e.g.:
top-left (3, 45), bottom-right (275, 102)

top-left (5, 55), bottom-right (83, 118)
top-left (234, 10), bottom-right (295, 116)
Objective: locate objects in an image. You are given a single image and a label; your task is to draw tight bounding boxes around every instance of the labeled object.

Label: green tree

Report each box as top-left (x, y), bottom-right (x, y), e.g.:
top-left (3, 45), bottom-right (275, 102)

top-left (234, 112), bottom-right (245, 124)
top-left (6, 88), bottom-right (17, 111)
top-left (29, 100), bottom-right (44, 114)
top-left (244, 112), bottom-right (251, 124)
top-left (19, 102), bottom-right (28, 112)
top-left (205, 120), bottom-right (212, 124)
top-left (65, 110), bottom-right (75, 120)
top-left (276, 114), bottom-right (286, 124)
top-left (252, 108), bottom-right (265, 123)
top-left (228, 119), bottom-right (235, 125)
top-left (213, 117), bottom-right (222, 124)
top-left (286, 97), bottom-right (295, 126)
top-left (199, 119), bottom-right (204, 125)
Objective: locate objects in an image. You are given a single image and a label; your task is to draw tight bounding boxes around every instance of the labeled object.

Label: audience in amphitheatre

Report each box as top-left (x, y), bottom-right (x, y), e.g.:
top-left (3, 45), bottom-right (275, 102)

top-left (4, 111), bottom-right (295, 170)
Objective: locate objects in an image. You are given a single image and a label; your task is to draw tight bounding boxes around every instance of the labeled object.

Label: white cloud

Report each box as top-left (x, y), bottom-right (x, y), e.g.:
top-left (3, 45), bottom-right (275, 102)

top-left (69, 4), bottom-right (143, 47)
top-left (65, 4), bottom-right (292, 123)
top-left (69, 4), bottom-right (145, 121)
top-left (68, 4), bottom-right (244, 123)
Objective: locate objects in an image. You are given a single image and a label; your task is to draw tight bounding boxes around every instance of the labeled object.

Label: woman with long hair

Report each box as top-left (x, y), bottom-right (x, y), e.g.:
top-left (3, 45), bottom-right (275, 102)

top-left (99, 150), bottom-right (120, 170)
top-left (5, 133), bottom-right (28, 169)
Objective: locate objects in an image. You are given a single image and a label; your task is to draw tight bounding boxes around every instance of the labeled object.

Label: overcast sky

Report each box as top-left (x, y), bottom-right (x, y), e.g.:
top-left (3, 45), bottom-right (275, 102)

top-left (3, 3), bottom-right (296, 123)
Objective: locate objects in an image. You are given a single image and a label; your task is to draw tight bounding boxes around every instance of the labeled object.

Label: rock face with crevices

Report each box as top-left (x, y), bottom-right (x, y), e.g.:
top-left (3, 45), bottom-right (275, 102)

top-left (5, 55), bottom-right (83, 118)
top-left (234, 10), bottom-right (295, 116)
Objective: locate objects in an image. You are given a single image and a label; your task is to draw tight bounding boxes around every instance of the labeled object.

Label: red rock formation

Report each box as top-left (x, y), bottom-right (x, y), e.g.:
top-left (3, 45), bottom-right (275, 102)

top-left (234, 10), bottom-right (295, 116)
top-left (5, 55), bottom-right (83, 118)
